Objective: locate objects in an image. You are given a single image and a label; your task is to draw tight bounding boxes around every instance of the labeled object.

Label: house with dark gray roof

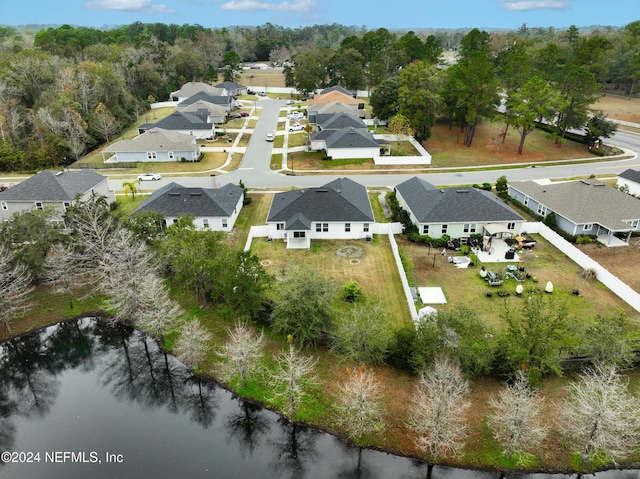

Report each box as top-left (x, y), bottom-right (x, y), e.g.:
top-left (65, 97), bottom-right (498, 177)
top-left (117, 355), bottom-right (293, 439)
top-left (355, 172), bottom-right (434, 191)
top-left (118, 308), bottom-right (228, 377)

top-left (320, 85), bottom-right (357, 97)
top-left (0, 169), bottom-right (114, 224)
top-left (101, 128), bottom-right (201, 163)
top-left (309, 113), bottom-right (384, 160)
top-left (177, 92), bottom-right (233, 110)
top-left (177, 100), bottom-right (229, 124)
top-left (138, 111), bottom-right (214, 139)
top-left (616, 168), bottom-right (640, 196)
top-left (395, 177), bottom-right (524, 240)
top-left (214, 81), bottom-right (247, 96)
top-left (132, 182), bottom-right (244, 231)
top-left (508, 179), bottom-right (640, 245)
top-left (266, 177), bottom-right (375, 249)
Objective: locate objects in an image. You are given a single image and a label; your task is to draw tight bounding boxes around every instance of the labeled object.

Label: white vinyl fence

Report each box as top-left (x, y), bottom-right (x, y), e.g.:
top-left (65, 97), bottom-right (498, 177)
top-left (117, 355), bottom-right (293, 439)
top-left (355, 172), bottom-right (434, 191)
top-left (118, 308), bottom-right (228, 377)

top-left (524, 222), bottom-right (640, 312)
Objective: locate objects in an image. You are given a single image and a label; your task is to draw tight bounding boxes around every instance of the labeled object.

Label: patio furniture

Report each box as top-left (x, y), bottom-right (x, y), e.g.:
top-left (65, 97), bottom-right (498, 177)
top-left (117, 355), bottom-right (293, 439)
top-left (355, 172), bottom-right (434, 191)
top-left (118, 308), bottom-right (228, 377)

top-left (485, 271), bottom-right (503, 286)
top-left (505, 272), bottom-right (525, 282)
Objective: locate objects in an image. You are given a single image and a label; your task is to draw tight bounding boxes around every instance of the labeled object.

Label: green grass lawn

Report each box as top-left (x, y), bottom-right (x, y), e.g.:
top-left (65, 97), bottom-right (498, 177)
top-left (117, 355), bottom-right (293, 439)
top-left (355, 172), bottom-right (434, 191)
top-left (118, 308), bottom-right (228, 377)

top-left (287, 132), bottom-right (309, 148)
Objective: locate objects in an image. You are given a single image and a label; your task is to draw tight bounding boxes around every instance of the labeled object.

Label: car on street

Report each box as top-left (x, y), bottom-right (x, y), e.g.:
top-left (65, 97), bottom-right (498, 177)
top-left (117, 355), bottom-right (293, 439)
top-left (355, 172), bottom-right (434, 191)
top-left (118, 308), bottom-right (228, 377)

top-left (138, 173), bottom-right (162, 181)
top-left (266, 133), bottom-right (274, 142)
top-left (257, 91), bottom-right (266, 97)
top-left (286, 100), bottom-right (295, 105)
top-left (289, 123), bottom-right (304, 132)
top-left (240, 112), bottom-right (250, 117)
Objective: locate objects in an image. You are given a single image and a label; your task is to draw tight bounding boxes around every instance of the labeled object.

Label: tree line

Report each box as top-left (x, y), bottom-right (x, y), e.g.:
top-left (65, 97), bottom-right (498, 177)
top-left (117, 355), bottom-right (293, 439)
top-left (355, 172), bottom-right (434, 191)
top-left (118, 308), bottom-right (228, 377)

top-left (1, 21), bottom-right (639, 171)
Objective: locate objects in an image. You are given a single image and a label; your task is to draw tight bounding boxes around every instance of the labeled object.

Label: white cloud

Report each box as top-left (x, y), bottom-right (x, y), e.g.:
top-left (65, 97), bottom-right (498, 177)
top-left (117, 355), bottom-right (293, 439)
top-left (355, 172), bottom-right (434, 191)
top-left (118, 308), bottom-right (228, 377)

top-left (499, 0), bottom-right (571, 10)
top-left (220, 0), bottom-right (316, 13)
top-left (82, 0), bottom-right (176, 13)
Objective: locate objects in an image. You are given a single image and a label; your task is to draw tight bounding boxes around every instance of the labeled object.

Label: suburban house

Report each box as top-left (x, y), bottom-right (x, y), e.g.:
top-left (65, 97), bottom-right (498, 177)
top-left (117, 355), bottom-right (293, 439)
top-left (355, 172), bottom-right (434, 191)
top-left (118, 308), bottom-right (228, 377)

top-left (178, 92), bottom-right (233, 111)
top-left (266, 177), bottom-right (375, 249)
top-left (508, 179), bottom-right (640, 245)
top-left (138, 111), bottom-right (214, 140)
top-left (309, 113), bottom-right (384, 159)
top-left (132, 182), bottom-right (244, 231)
top-left (169, 82), bottom-right (226, 102)
top-left (616, 168), bottom-right (640, 196)
top-left (319, 85), bottom-right (357, 98)
top-left (307, 101), bottom-right (359, 123)
top-left (214, 81), bottom-right (247, 97)
top-left (101, 128), bottom-right (201, 163)
top-left (307, 90), bottom-right (365, 117)
top-left (395, 177), bottom-right (525, 240)
top-left (177, 100), bottom-right (228, 124)
top-left (0, 169), bottom-right (114, 224)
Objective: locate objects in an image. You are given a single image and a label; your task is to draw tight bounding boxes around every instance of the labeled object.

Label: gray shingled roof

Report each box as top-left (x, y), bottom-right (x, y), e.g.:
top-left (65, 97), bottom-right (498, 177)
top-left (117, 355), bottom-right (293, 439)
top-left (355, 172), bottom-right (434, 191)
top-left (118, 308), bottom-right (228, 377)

top-left (103, 128), bottom-right (197, 153)
top-left (178, 100), bottom-right (228, 117)
top-left (0, 169), bottom-right (107, 202)
top-left (320, 85), bottom-right (356, 97)
top-left (325, 127), bottom-right (379, 149)
top-left (318, 113), bottom-right (366, 130)
top-left (619, 168), bottom-right (640, 184)
top-left (396, 177), bottom-right (523, 223)
top-left (133, 182), bottom-right (243, 218)
top-left (215, 81), bottom-right (245, 91)
top-left (267, 177), bottom-right (374, 228)
top-left (179, 93), bottom-right (232, 107)
top-left (140, 112), bottom-right (212, 132)
top-left (510, 179), bottom-right (640, 231)
top-left (171, 82), bottom-right (224, 98)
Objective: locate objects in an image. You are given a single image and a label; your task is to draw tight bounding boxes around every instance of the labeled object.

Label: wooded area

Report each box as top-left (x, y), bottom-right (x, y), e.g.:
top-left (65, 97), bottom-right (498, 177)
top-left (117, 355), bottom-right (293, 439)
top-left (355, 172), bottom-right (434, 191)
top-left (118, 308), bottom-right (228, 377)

top-left (0, 21), bottom-right (638, 171)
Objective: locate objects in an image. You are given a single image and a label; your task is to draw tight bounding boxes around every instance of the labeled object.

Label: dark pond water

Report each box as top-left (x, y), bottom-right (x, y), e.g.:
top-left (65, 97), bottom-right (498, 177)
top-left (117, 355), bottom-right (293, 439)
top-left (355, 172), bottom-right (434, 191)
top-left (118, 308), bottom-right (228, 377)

top-left (0, 317), bottom-right (638, 479)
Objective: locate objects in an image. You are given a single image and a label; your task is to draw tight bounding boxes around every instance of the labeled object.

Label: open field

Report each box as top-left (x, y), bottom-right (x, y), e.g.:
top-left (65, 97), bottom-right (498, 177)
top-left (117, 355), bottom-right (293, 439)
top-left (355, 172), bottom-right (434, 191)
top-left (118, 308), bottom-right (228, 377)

top-left (593, 94), bottom-right (640, 125)
top-left (577, 236), bottom-right (640, 294)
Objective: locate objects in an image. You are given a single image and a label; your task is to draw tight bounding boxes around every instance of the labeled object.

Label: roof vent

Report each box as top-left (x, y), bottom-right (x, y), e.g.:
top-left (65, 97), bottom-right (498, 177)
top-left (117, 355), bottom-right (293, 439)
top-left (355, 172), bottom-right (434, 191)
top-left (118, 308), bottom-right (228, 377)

top-left (456, 189), bottom-right (468, 193)
top-left (169, 192), bottom-right (181, 196)
top-left (55, 171), bottom-right (64, 176)
top-left (316, 189), bottom-right (328, 192)
top-left (190, 192), bottom-right (202, 196)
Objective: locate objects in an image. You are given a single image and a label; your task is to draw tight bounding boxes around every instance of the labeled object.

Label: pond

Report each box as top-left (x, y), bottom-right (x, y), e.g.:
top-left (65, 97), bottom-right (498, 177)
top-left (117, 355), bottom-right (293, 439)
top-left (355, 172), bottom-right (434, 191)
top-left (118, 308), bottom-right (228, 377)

top-left (0, 317), bottom-right (637, 479)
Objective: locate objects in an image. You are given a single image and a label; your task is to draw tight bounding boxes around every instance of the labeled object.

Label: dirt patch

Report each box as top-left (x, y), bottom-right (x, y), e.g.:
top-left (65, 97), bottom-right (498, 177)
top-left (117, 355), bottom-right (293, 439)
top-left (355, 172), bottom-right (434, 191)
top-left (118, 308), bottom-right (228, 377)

top-left (336, 245), bottom-right (365, 258)
top-left (576, 237), bottom-right (640, 294)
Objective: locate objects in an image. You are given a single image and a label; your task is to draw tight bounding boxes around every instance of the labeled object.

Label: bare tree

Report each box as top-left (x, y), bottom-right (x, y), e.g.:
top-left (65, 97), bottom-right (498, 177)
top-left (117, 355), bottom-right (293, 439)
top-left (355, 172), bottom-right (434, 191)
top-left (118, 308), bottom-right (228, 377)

top-left (40, 242), bottom-right (89, 310)
top-left (217, 322), bottom-right (265, 389)
top-left (334, 366), bottom-right (385, 439)
top-left (0, 245), bottom-right (33, 333)
top-left (408, 355), bottom-right (470, 459)
top-left (174, 318), bottom-right (212, 371)
top-left (267, 336), bottom-right (317, 419)
top-left (93, 102), bottom-right (119, 143)
top-left (136, 275), bottom-right (184, 344)
top-left (558, 363), bottom-right (640, 465)
top-left (487, 372), bottom-right (547, 464)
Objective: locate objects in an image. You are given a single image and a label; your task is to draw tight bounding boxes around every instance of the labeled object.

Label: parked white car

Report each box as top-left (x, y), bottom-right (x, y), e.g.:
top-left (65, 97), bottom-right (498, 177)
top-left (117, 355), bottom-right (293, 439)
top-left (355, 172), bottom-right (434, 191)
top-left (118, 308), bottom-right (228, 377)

top-left (266, 133), bottom-right (274, 142)
top-left (285, 100), bottom-right (295, 105)
top-left (287, 112), bottom-right (304, 120)
top-left (138, 173), bottom-right (162, 181)
top-left (289, 123), bottom-right (304, 132)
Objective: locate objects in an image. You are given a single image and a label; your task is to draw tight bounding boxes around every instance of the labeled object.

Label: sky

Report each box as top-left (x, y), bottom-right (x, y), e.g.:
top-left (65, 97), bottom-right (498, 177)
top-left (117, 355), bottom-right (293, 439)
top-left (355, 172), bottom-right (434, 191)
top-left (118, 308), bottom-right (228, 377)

top-left (0, 0), bottom-right (637, 31)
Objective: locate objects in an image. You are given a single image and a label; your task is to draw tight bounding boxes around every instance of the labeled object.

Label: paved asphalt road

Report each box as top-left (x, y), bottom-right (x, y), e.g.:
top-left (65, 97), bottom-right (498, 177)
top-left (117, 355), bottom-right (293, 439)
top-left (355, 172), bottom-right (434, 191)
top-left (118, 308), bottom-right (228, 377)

top-left (110, 98), bottom-right (640, 192)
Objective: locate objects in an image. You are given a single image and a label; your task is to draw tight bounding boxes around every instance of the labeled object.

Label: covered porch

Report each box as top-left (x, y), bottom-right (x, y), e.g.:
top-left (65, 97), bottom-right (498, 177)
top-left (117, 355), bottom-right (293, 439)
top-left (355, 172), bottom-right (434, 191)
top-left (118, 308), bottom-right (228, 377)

top-left (285, 231), bottom-right (310, 249)
top-left (473, 238), bottom-right (522, 264)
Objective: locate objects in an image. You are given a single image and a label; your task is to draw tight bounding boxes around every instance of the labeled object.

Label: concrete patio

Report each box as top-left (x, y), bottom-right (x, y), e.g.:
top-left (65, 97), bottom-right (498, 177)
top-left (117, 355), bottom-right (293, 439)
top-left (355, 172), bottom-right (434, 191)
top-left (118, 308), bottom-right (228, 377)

top-left (472, 238), bottom-right (522, 264)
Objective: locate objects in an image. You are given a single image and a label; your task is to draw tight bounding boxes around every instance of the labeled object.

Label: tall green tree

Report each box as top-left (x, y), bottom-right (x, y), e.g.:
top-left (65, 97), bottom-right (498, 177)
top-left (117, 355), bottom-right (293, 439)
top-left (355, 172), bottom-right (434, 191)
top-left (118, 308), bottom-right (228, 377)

top-left (397, 61), bottom-right (441, 142)
top-left (554, 65), bottom-right (601, 143)
top-left (369, 76), bottom-right (399, 121)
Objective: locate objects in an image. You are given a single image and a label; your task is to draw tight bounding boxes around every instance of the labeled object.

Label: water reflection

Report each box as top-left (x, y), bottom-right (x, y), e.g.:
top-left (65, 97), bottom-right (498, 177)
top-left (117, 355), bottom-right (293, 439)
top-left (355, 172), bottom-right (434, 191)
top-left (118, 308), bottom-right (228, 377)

top-left (0, 317), bottom-right (638, 479)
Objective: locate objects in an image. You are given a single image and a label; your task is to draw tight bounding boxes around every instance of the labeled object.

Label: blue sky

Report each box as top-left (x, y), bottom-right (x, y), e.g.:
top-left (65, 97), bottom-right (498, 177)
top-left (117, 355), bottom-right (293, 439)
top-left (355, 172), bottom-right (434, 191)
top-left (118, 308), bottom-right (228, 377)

top-left (1, 0), bottom-right (637, 30)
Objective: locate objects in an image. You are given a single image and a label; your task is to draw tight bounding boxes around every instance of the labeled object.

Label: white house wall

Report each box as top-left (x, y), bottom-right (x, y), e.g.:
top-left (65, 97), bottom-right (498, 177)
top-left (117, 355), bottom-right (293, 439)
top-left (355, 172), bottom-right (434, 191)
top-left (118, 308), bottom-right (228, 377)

top-left (266, 221), bottom-right (373, 240)
top-left (325, 146), bottom-right (379, 160)
top-left (616, 178), bottom-right (640, 197)
top-left (111, 149), bottom-right (199, 163)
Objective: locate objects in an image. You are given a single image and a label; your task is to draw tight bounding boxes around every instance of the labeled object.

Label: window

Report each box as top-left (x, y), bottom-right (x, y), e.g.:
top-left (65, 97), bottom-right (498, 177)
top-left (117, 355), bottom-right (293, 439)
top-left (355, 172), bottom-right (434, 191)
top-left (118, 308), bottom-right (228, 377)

top-left (537, 204), bottom-right (547, 217)
top-left (168, 152), bottom-right (174, 160)
top-left (63, 201), bottom-right (71, 210)
top-left (293, 231), bottom-right (306, 238)
top-left (422, 225), bottom-right (429, 235)
top-left (147, 152), bottom-right (157, 160)
top-left (583, 223), bottom-right (593, 231)
top-left (363, 223), bottom-right (370, 233)
top-left (203, 218), bottom-right (209, 228)
top-left (50, 219), bottom-right (65, 229)
top-left (463, 223), bottom-right (476, 234)
top-left (276, 223), bottom-right (285, 231)
top-left (626, 220), bottom-right (638, 228)
top-left (441, 224), bottom-right (448, 234)
top-left (222, 218), bottom-right (228, 228)
top-left (1, 201), bottom-right (7, 211)
top-left (523, 196), bottom-right (529, 206)
top-left (345, 223), bottom-right (351, 232)
top-left (316, 223), bottom-right (328, 232)
top-left (35, 202), bottom-right (43, 210)
top-left (507, 222), bottom-right (516, 230)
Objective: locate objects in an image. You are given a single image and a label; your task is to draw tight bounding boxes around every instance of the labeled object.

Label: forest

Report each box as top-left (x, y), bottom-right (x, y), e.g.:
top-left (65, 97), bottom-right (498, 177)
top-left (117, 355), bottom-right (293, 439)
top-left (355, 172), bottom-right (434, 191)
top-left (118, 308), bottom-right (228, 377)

top-left (0, 21), bottom-right (638, 171)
